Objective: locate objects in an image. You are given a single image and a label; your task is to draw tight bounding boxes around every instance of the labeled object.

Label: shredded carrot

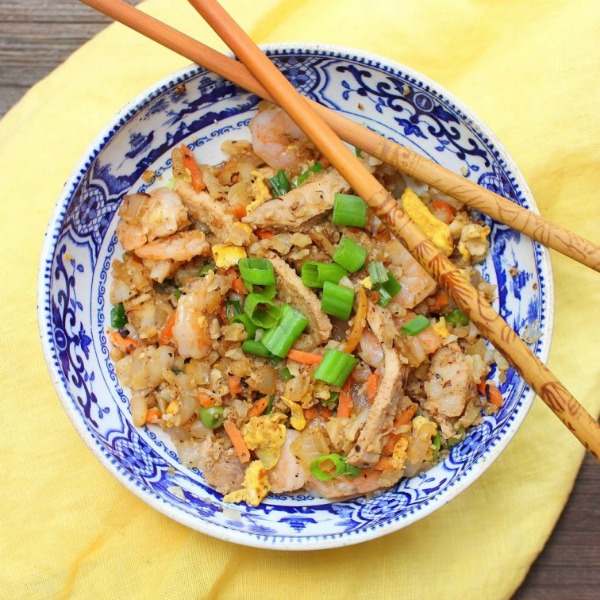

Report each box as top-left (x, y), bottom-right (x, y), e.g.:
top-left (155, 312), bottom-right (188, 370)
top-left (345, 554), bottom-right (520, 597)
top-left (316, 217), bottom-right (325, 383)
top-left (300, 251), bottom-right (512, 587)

top-left (218, 304), bottom-right (228, 322)
top-left (231, 276), bottom-right (248, 295)
top-left (197, 392), bottom-right (214, 408)
top-left (366, 372), bottom-right (380, 404)
top-left (228, 375), bottom-right (242, 398)
top-left (247, 396), bottom-right (270, 418)
top-left (373, 456), bottom-right (398, 471)
top-left (231, 203), bottom-right (247, 219)
top-left (145, 407), bottom-right (161, 424)
top-left (321, 407), bottom-right (332, 421)
top-left (429, 291), bottom-right (450, 313)
top-left (396, 402), bottom-right (418, 426)
top-left (158, 310), bottom-right (176, 345)
top-left (343, 286), bottom-right (368, 354)
top-left (286, 348), bottom-right (323, 365)
top-left (109, 331), bottom-right (139, 354)
top-left (304, 406), bottom-right (319, 421)
top-left (382, 433), bottom-right (400, 456)
top-left (479, 381), bottom-right (503, 407)
top-left (337, 377), bottom-right (354, 419)
top-left (255, 229), bottom-right (274, 240)
top-left (223, 420), bottom-right (251, 463)
top-left (431, 200), bottom-right (456, 224)
top-left (181, 144), bottom-right (205, 193)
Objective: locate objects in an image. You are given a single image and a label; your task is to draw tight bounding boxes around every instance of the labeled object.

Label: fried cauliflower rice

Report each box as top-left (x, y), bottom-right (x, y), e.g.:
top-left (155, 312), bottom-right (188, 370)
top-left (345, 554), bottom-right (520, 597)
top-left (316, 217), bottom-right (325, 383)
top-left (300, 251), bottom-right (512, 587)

top-left (108, 102), bottom-right (503, 506)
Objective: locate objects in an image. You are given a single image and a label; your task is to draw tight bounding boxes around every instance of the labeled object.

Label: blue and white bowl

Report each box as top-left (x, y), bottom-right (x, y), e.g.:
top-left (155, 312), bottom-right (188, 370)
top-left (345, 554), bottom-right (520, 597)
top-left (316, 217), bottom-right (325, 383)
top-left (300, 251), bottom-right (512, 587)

top-left (38, 44), bottom-right (553, 550)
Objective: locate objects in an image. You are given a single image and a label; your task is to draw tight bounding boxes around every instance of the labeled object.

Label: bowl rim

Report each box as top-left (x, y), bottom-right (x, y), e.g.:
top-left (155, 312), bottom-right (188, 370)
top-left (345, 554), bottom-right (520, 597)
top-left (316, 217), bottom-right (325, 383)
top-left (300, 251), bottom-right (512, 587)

top-left (37, 41), bottom-right (554, 550)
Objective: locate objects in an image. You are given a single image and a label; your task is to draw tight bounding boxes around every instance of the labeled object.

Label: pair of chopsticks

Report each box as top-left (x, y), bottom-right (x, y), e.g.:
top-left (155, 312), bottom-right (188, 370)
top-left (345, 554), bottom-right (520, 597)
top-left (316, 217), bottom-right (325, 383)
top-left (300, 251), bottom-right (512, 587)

top-left (80, 0), bottom-right (600, 458)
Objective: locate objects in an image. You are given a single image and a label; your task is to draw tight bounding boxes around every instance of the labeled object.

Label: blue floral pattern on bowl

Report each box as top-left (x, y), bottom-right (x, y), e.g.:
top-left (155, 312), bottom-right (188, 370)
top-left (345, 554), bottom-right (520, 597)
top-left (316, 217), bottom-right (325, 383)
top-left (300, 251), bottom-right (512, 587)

top-left (38, 44), bottom-right (552, 550)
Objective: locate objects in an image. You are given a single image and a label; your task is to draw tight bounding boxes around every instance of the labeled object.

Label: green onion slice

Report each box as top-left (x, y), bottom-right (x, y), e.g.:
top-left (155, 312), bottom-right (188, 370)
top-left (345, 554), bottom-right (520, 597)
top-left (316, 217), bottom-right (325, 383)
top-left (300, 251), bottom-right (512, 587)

top-left (241, 339), bottom-right (273, 358)
top-left (292, 162), bottom-right (323, 188)
top-left (332, 236), bottom-right (367, 273)
top-left (401, 314), bottom-right (431, 336)
top-left (380, 270), bottom-right (401, 297)
top-left (238, 257), bottom-right (276, 286)
top-left (332, 193), bottom-right (367, 228)
top-left (321, 281), bottom-right (354, 320)
top-left (313, 349), bottom-right (358, 387)
top-left (260, 304), bottom-right (308, 358)
top-left (368, 261), bottom-right (388, 286)
top-left (199, 406), bottom-right (225, 429)
top-left (310, 453), bottom-right (347, 481)
top-left (198, 263), bottom-right (216, 276)
top-left (110, 302), bottom-right (127, 329)
top-left (377, 286), bottom-right (393, 308)
top-left (243, 293), bottom-right (282, 329)
top-left (269, 169), bottom-right (290, 197)
top-left (445, 308), bottom-right (469, 327)
top-left (309, 453), bottom-right (361, 481)
top-left (231, 313), bottom-right (258, 339)
top-left (225, 300), bottom-right (242, 321)
top-left (278, 367), bottom-right (294, 382)
top-left (301, 261), bottom-right (348, 288)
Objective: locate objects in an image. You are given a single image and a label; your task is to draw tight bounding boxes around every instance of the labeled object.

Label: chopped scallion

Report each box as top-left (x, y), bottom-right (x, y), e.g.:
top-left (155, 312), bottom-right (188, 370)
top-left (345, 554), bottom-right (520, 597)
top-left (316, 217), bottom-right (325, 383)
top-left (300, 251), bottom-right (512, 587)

top-left (292, 162), bottom-right (323, 188)
top-left (332, 193), bottom-right (367, 227)
top-left (269, 169), bottom-right (290, 197)
top-left (243, 293), bottom-right (282, 329)
top-left (260, 304), bottom-right (308, 357)
top-left (225, 300), bottom-right (242, 321)
top-left (310, 453), bottom-right (347, 481)
top-left (110, 302), bottom-right (127, 329)
top-left (278, 367), bottom-right (294, 382)
top-left (313, 349), bottom-right (357, 387)
top-left (445, 308), bottom-right (469, 327)
top-left (231, 313), bottom-right (258, 339)
top-left (380, 270), bottom-right (401, 297)
top-left (301, 261), bottom-right (348, 288)
top-left (198, 263), bottom-right (216, 276)
top-left (238, 257), bottom-right (276, 286)
top-left (320, 281), bottom-right (354, 320)
top-left (332, 236), bottom-right (367, 273)
top-left (368, 261), bottom-right (388, 286)
top-left (401, 314), bottom-right (430, 336)
top-left (377, 286), bottom-right (393, 308)
top-left (241, 339), bottom-right (273, 358)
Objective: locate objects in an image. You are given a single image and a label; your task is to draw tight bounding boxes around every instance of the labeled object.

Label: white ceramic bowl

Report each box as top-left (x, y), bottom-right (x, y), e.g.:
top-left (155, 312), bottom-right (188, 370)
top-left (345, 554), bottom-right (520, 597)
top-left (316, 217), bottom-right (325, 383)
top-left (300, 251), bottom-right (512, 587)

top-left (38, 44), bottom-right (553, 550)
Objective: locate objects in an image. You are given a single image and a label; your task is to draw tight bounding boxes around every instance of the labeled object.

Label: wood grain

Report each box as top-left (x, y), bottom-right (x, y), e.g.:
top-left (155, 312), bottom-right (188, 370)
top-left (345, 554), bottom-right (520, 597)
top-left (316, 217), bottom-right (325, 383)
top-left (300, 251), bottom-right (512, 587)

top-left (1, 1), bottom-right (598, 598)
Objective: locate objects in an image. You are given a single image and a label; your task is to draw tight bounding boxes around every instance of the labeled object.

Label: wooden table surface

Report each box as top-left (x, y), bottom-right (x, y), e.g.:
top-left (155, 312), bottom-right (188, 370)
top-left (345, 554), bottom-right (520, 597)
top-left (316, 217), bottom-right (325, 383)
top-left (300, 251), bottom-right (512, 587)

top-left (2, 2), bottom-right (598, 597)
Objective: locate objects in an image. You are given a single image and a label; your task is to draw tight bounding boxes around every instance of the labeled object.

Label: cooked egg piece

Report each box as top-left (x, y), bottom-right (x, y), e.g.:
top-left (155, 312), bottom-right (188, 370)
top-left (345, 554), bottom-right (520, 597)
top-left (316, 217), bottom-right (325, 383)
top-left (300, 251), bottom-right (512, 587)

top-left (402, 188), bottom-right (454, 256)
top-left (223, 460), bottom-right (271, 507)
top-left (212, 244), bottom-right (247, 269)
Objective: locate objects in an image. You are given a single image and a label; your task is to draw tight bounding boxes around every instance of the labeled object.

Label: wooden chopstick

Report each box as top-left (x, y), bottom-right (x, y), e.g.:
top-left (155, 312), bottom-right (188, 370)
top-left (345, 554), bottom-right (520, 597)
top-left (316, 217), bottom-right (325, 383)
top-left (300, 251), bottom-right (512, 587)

top-left (187, 0), bottom-right (600, 458)
top-left (79, 0), bottom-right (600, 457)
top-left (79, 0), bottom-right (600, 273)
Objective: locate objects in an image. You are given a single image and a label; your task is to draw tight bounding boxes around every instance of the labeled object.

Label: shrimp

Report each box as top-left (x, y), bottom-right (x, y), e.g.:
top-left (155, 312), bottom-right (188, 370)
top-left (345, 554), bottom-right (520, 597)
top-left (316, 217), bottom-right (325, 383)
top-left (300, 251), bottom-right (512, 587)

top-left (268, 430), bottom-right (308, 494)
top-left (384, 238), bottom-right (437, 309)
top-left (423, 343), bottom-right (477, 418)
top-left (171, 271), bottom-right (233, 359)
top-left (249, 102), bottom-right (316, 170)
top-left (308, 468), bottom-right (401, 500)
top-left (133, 230), bottom-right (210, 262)
top-left (116, 187), bottom-right (190, 251)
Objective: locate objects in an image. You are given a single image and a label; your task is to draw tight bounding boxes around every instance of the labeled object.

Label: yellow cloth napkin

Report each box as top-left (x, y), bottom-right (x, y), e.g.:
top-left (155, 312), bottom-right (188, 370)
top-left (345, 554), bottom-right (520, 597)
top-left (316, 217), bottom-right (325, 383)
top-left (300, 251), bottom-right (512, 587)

top-left (1, 0), bottom-right (598, 598)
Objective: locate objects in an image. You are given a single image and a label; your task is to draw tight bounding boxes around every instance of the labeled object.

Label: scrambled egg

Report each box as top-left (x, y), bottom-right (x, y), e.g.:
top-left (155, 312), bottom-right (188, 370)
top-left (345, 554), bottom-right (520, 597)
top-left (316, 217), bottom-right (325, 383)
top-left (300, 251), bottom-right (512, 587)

top-left (212, 244), bottom-right (247, 269)
top-left (402, 188), bottom-right (454, 256)
top-left (245, 170), bottom-right (273, 214)
top-left (222, 460), bottom-right (270, 507)
top-left (241, 413), bottom-right (286, 469)
top-left (432, 316), bottom-right (450, 339)
top-left (388, 436), bottom-right (409, 471)
top-left (280, 396), bottom-right (307, 431)
top-left (458, 223), bottom-right (490, 263)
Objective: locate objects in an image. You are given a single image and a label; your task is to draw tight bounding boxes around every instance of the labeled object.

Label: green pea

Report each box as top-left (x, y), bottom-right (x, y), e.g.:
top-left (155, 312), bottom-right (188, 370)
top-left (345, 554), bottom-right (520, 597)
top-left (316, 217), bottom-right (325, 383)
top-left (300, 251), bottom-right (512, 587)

top-left (199, 406), bottom-right (225, 429)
